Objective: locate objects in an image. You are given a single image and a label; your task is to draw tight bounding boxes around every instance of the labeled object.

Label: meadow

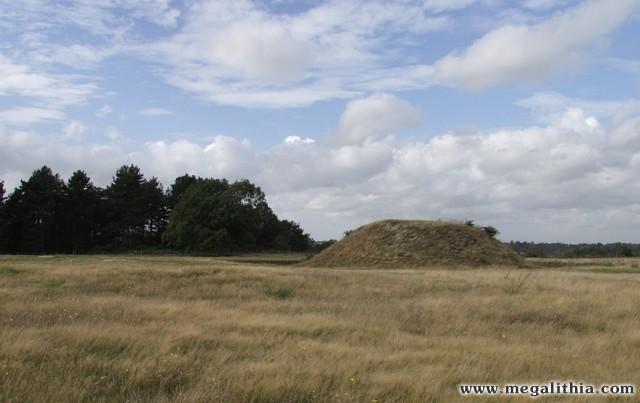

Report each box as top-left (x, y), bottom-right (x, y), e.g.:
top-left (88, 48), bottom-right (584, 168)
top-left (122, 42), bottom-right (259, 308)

top-left (1, 255), bottom-right (639, 402)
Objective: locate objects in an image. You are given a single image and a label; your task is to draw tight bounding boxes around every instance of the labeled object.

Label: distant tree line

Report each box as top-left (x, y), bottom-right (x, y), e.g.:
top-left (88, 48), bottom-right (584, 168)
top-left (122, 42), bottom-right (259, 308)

top-left (0, 166), bottom-right (312, 254)
top-left (510, 241), bottom-right (639, 258)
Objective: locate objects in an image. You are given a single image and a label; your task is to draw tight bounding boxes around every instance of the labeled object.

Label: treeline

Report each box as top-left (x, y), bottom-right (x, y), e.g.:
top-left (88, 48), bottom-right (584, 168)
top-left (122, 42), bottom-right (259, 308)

top-left (510, 241), bottom-right (639, 258)
top-left (0, 166), bottom-right (312, 254)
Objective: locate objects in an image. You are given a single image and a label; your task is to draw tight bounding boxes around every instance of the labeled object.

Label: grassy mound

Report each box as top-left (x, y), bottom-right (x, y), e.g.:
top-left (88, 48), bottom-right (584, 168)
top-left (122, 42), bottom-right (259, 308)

top-left (303, 219), bottom-right (523, 268)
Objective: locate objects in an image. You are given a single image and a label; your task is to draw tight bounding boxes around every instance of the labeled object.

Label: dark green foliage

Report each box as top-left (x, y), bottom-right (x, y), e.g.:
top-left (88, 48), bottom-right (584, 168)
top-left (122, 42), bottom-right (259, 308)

top-left (511, 241), bottom-right (640, 258)
top-left (166, 174), bottom-right (200, 211)
top-left (0, 180), bottom-right (6, 252)
top-left (0, 167), bottom-right (313, 255)
top-left (3, 166), bottom-right (67, 253)
top-left (162, 178), bottom-right (232, 253)
top-left (163, 178), bottom-right (311, 254)
top-left (309, 239), bottom-right (337, 254)
top-left (103, 165), bottom-right (166, 249)
top-left (481, 225), bottom-right (499, 238)
top-left (265, 286), bottom-right (296, 300)
top-left (65, 171), bottom-right (101, 253)
top-left (273, 220), bottom-right (312, 252)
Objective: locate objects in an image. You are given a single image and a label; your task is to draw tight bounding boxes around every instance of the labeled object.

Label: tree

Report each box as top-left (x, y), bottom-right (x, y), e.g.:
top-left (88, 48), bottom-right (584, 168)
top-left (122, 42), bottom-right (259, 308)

top-left (142, 177), bottom-right (167, 244)
top-left (104, 165), bottom-right (165, 248)
top-left (0, 180), bottom-right (6, 252)
top-left (227, 179), bottom-right (273, 247)
top-left (272, 220), bottom-right (312, 252)
top-left (3, 166), bottom-right (66, 253)
top-left (166, 174), bottom-right (200, 211)
top-left (164, 177), bottom-right (313, 254)
top-left (163, 178), bottom-right (231, 253)
top-left (65, 170), bottom-right (100, 253)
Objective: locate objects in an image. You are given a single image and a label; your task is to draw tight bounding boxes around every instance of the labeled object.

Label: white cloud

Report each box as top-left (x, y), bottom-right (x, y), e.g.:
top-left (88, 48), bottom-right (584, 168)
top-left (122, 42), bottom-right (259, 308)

top-left (0, 53), bottom-right (96, 107)
top-left (284, 136), bottom-right (315, 145)
top-left (2, 93), bottom-right (640, 242)
top-left (140, 0), bottom-right (451, 107)
top-left (139, 107), bottom-right (173, 116)
top-left (335, 93), bottom-right (421, 145)
top-left (132, 0), bottom-right (639, 107)
top-left (0, 0), bottom-right (181, 36)
top-left (133, 136), bottom-right (257, 182)
top-left (517, 91), bottom-right (640, 124)
top-left (0, 107), bottom-right (64, 125)
top-left (432, 0), bottom-right (640, 90)
top-left (64, 120), bottom-right (86, 138)
top-left (4, 0), bottom-right (635, 110)
top-left (36, 45), bottom-right (120, 70)
top-left (0, 125), bottom-right (122, 190)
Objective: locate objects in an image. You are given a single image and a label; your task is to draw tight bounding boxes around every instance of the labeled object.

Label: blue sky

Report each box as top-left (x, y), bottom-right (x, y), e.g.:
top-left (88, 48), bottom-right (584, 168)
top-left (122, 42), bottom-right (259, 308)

top-left (1, 0), bottom-right (640, 242)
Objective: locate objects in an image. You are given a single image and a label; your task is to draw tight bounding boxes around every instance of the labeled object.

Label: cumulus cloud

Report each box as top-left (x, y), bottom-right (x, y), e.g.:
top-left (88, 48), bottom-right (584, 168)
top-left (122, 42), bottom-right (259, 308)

top-left (2, 93), bottom-right (640, 242)
top-left (517, 92), bottom-right (640, 124)
top-left (335, 93), bottom-right (421, 145)
top-left (132, 136), bottom-right (258, 182)
top-left (432, 0), bottom-right (640, 90)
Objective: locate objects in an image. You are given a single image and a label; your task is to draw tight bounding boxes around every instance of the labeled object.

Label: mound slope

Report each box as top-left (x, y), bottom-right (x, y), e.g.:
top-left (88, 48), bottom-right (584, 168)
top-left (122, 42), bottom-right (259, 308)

top-left (304, 220), bottom-right (522, 268)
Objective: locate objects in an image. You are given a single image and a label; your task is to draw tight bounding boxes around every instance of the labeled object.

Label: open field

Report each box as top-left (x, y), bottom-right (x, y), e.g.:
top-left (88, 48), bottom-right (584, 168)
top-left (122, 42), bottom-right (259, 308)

top-left (1, 255), bottom-right (639, 402)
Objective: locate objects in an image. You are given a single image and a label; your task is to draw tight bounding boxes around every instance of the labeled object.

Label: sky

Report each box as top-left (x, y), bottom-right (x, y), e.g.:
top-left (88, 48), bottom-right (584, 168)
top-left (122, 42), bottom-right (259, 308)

top-left (1, 0), bottom-right (640, 242)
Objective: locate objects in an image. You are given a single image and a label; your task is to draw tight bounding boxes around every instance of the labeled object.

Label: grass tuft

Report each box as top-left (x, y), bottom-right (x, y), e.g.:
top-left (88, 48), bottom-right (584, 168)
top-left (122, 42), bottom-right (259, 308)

top-left (265, 286), bottom-right (296, 300)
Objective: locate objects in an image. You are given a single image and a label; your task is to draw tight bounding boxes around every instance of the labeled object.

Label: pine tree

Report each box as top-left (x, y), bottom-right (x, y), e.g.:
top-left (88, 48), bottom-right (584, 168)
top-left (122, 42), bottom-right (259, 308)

top-left (0, 180), bottom-right (6, 252)
top-left (65, 170), bottom-right (100, 253)
top-left (4, 167), bottom-right (66, 253)
top-left (104, 165), bottom-right (165, 249)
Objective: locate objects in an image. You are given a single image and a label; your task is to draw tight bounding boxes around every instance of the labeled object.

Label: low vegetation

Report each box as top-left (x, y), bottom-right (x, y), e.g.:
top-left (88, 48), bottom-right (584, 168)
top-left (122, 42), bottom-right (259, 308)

top-left (1, 255), bottom-right (639, 402)
top-left (305, 219), bottom-right (522, 268)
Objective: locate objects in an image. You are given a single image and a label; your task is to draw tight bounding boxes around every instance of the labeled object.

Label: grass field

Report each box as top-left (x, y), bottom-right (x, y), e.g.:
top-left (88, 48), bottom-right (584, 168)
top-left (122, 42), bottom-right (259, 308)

top-left (1, 255), bottom-right (639, 402)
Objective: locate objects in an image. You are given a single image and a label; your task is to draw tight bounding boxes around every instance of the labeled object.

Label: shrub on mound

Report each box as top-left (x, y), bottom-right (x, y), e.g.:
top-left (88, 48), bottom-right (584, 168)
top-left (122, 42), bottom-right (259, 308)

top-left (303, 219), bottom-right (522, 268)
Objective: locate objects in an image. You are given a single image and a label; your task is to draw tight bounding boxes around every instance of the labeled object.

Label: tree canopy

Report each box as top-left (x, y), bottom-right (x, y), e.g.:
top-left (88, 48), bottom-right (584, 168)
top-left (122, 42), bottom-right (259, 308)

top-left (163, 178), bottom-right (311, 254)
top-left (0, 165), bottom-right (311, 254)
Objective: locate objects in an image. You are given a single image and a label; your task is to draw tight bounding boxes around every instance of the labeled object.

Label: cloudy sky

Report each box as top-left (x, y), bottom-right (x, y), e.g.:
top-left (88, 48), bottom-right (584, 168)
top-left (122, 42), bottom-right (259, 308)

top-left (1, 0), bottom-right (640, 242)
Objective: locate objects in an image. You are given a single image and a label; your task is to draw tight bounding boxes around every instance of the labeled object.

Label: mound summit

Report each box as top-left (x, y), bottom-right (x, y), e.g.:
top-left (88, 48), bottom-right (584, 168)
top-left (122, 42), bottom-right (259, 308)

top-left (304, 220), bottom-right (522, 268)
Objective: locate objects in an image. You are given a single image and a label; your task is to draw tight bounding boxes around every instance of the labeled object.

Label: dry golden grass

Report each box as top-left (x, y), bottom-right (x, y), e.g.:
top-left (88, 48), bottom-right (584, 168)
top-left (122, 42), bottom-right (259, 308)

top-left (304, 220), bottom-right (522, 268)
top-left (1, 255), bottom-right (639, 402)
